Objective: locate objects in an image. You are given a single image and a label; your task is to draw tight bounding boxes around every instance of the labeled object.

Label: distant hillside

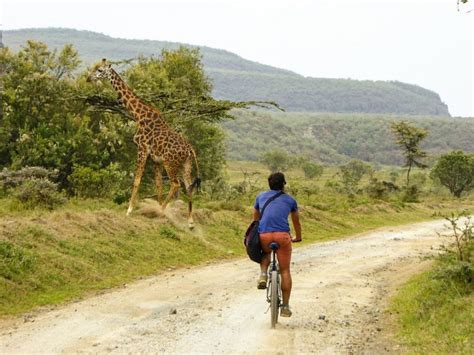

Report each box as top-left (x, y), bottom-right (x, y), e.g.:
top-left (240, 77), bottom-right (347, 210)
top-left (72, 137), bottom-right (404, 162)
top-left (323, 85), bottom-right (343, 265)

top-left (223, 111), bottom-right (473, 164)
top-left (3, 28), bottom-right (450, 116)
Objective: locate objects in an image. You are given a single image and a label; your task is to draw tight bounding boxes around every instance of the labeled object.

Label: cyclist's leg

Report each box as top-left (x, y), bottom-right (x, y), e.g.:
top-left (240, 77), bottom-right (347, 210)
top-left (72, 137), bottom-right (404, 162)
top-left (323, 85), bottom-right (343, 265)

top-left (258, 233), bottom-right (273, 288)
top-left (259, 233), bottom-right (273, 273)
top-left (275, 233), bottom-right (292, 305)
top-left (260, 253), bottom-right (270, 273)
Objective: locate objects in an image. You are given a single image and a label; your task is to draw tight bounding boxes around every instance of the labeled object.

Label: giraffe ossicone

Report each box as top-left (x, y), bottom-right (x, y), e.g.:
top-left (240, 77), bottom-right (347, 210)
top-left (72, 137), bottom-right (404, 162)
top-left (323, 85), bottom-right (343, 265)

top-left (88, 59), bottom-right (201, 229)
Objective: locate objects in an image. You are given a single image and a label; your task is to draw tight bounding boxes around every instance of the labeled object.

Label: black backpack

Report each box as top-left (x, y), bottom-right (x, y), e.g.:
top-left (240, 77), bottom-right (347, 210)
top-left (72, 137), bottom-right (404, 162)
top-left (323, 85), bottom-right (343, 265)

top-left (243, 191), bottom-right (284, 263)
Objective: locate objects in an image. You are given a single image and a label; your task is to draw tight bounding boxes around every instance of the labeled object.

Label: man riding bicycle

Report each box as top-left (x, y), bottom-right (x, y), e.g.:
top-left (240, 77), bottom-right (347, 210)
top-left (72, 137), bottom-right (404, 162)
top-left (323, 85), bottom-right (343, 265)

top-left (253, 172), bottom-right (302, 317)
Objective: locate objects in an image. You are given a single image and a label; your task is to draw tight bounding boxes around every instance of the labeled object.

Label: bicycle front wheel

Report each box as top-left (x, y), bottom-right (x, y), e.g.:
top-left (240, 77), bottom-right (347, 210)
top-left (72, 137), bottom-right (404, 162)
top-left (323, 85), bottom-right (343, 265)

top-left (270, 270), bottom-right (279, 328)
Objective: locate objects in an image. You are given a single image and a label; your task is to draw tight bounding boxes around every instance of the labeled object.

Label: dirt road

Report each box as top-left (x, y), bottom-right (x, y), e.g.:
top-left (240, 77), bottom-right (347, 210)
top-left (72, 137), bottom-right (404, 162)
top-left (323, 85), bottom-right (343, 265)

top-left (0, 219), bottom-right (450, 354)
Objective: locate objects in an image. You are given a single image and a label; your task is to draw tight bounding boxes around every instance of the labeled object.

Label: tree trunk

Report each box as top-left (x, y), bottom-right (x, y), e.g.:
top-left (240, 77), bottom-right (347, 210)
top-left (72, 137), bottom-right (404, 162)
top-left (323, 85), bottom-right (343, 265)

top-left (406, 163), bottom-right (412, 188)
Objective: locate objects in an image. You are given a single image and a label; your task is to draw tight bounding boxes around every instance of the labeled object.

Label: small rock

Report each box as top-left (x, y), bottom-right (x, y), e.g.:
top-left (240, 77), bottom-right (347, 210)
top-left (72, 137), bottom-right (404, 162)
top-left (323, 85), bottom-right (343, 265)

top-left (376, 327), bottom-right (382, 332)
top-left (169, 308), bottom-right (177, 315)
top-left (318, 315), bottom-right (326, 320)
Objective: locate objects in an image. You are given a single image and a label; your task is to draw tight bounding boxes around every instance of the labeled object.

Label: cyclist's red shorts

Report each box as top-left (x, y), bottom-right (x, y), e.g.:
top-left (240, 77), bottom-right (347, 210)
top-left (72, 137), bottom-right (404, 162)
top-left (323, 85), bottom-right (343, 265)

top-left (260, 232), bottom-right (292, 270)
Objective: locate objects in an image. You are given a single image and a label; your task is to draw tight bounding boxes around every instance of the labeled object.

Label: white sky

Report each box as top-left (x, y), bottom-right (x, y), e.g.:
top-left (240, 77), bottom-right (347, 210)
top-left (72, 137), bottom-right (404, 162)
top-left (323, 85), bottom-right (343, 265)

top-left (1, 0), bottom-right (473, 116)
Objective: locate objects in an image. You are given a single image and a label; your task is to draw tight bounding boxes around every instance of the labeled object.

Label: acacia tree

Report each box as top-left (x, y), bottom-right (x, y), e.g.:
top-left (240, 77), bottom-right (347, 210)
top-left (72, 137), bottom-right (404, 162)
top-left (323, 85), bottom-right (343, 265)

top-left (390, 121), bottom-right (428, 188)
top-left (431, 151), bottom-right (474, 197)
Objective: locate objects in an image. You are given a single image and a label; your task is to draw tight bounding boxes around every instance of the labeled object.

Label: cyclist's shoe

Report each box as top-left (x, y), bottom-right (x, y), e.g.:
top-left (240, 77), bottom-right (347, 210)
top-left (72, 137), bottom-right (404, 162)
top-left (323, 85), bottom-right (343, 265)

top-left (257, 274), bottom-right (267, 289)
top-left (280, 305), bottom-right (292, 317)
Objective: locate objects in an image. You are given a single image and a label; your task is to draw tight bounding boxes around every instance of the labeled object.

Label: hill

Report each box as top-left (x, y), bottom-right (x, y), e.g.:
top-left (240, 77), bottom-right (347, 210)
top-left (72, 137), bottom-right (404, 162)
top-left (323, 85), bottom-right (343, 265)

top-left (3, 28), bottom-right (450, 116)
top-left (223, 111), bottom-right (474, 164)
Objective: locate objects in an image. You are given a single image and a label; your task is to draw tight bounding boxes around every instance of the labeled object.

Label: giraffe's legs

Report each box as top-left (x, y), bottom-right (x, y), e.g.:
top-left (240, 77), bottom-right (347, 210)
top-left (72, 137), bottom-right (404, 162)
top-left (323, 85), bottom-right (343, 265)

top-left (153, 162), bottom-right (164, 205)
top-left (161, 172), bottom-right (180, 213)
top-left (182, 157), bottom-right (195, 229)
top-left (127, 153), bottom-right (147, 216)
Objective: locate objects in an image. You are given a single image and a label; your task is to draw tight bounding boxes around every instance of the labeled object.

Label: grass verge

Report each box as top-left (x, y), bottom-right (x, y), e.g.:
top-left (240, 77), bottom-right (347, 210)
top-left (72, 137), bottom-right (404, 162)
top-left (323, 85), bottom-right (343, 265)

top-left (390, 246), bottom-right (473, 353)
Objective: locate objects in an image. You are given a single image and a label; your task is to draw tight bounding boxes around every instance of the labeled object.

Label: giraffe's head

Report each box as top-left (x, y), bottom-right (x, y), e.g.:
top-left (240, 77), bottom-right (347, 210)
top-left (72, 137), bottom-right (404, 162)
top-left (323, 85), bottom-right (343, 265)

top-left (87, 58), bottom-right (113, 83)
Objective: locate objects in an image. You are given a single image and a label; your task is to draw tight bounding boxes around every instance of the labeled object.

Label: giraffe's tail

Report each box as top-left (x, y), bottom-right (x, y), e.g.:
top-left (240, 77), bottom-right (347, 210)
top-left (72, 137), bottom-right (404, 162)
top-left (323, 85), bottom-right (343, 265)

top-left (191, 177), bottom-right (202, 191)
top-left (189, 148), bottom-right (201, 193)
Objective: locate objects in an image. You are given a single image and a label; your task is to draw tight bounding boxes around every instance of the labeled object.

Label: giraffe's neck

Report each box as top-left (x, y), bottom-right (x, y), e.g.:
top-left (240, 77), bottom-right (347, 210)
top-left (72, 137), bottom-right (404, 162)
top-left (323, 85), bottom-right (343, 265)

top-left (108, 69), bottom-right (161, 123)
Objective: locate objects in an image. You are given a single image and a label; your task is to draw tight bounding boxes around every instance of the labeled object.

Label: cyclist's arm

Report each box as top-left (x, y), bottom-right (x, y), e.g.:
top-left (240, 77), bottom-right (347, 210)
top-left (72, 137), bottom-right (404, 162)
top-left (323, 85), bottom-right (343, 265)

top-left (290, 210), bottom-right (302, 242)
top-left (253, 208), bottom-right (260, 221)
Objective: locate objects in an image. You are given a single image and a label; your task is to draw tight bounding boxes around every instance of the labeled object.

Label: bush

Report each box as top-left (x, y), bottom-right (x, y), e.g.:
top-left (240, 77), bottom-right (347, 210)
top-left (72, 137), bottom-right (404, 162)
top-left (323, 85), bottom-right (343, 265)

top-left (68, 163), bottom-right (129, 199)
top-left (402, 185), bottom-right (420, 202)
top-left (438, 212), bottom-right (473, 262)
top-left (0, 166), bottom-right (58, 194)
top-left (201, 177), bottom-right (240, 201)
top-left (12, 178), bottom-right (66, 210)
top-left (433, 261), bottom-right (472, 284)
top-left (338, 159), bottom-right (372, 196)
top-left (302, 161), bottom-right (324, 180)
top-left (260, 149), bottom-right (292, 173)
top-left (366, 178), bottom-right (388, 200)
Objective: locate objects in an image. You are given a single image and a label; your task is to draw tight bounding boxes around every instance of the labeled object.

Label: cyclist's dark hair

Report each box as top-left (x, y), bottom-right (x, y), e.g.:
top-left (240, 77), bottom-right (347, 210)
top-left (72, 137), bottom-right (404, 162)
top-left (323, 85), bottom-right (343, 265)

top-left (268, 172), bottom-right (286, 190)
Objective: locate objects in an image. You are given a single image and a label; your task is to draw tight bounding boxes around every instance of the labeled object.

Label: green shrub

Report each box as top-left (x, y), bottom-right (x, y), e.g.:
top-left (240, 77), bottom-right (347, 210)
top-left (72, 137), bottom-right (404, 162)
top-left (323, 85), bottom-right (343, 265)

top-left (260, 149), bottom-right (292, 173)
top-left (0, 166), bottom-right (58, 194)
top-left (338, 159), bottom-right (372, 196)
top-left (302, 161), bottom-right (324, 180)
top-left (12, 178), bottom-right (66, 210)
top-left (201, 177), bottom-right (240, 201)
top-left (402, 185), bottom-right (420, 202)
top-left (69, 163), bottom-right (128, 199)
top-left (433, 261), bottom-right (472, 284)
top-left (366, 178), bottom-right (388, 200)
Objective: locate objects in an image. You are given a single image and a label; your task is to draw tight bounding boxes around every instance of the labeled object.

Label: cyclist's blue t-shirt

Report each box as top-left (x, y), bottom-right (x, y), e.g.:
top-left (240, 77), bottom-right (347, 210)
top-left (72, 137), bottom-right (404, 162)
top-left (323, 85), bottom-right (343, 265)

top-left (254, 190), bottom-right (298, 233)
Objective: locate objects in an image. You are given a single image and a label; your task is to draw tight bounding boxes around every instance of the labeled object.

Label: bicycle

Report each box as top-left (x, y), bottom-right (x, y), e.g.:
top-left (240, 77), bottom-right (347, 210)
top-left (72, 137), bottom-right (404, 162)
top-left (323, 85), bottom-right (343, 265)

top-left (266, 242), bottom-right (282, 328)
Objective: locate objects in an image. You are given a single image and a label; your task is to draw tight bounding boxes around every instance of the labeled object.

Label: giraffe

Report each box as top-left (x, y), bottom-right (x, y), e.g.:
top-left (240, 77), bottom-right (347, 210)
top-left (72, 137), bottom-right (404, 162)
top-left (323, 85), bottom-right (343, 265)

top-left (87, 59), bottom-right (201, 228)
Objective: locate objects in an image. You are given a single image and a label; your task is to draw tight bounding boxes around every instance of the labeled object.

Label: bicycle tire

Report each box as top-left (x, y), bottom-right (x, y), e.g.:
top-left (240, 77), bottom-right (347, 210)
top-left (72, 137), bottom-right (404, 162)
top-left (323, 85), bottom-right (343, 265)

top-left (270, 270), bottom-right (279, 328)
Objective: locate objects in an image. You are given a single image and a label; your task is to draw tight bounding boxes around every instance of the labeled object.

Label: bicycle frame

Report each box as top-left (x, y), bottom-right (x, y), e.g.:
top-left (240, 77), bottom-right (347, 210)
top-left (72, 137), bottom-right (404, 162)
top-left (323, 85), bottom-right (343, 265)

top-left (266, 243), bottom-right (282, 328)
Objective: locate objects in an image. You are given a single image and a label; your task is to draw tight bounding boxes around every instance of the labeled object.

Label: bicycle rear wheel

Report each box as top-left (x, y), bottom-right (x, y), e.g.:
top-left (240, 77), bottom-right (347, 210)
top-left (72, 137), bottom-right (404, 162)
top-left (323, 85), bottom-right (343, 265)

top-left (270, 270), bottom-right (279, 328)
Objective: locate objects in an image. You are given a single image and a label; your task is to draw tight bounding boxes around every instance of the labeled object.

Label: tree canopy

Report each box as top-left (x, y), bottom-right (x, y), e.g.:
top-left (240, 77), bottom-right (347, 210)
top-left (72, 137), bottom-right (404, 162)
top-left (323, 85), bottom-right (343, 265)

top-left (431, 151), bottom-right (474, 197)
top-left (390, 121), bottom-right (428, 187)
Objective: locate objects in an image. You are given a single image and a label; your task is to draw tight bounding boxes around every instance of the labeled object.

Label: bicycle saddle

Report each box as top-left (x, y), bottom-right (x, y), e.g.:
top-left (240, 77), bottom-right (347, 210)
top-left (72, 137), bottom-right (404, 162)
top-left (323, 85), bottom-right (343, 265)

top-left (269, 242), bottom-right (280, 250)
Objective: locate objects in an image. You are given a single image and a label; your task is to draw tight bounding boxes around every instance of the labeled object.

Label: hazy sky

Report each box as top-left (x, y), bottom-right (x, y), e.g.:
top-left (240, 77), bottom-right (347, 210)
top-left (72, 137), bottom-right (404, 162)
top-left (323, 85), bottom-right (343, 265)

top-left (2, 0), bottom-right (473, 116)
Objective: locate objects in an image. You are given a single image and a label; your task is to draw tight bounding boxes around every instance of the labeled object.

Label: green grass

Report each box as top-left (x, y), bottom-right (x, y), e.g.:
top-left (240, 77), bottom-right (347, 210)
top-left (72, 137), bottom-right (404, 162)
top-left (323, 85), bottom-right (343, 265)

top-left (390, 259), bottom-right (474, 354)
top-left (0, 161), bottom-right (472, 317)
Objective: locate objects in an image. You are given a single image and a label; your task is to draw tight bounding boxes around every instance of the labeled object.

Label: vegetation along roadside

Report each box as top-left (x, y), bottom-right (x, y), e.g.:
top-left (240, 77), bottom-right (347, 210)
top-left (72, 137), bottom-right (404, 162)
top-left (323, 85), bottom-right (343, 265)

top-left (389, 212), bottom-right (473, 353)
